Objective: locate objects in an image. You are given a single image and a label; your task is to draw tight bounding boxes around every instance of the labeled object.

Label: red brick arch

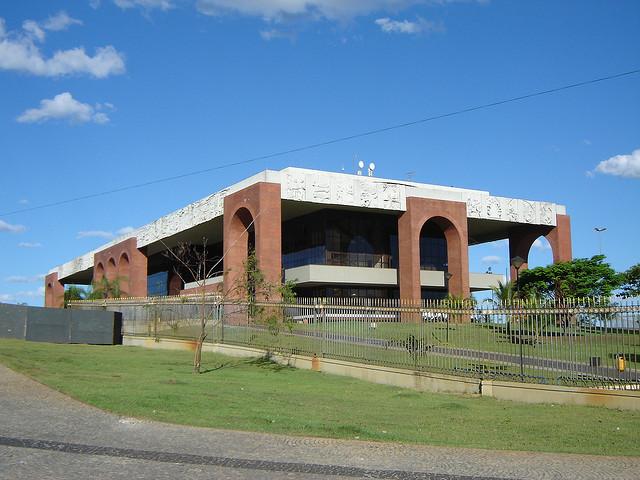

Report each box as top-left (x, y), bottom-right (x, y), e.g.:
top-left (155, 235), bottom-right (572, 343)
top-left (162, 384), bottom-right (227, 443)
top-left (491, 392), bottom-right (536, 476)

top-left (44, 272), bottom-right (65, 307)
top-left (223, 182), bottom-right (281, 300)
top-left (106, 257), bottom-right (117, 281)
top-left (118, 252), bottom-right (130, 295)
top-left (508, 214), bottom-right (573, 279)
top-left (398, 197), bottom-right (470, 301)
top-left (94, 262), bottom-right (105, 282)
top-left (93, 238), bottom-right (147, 298)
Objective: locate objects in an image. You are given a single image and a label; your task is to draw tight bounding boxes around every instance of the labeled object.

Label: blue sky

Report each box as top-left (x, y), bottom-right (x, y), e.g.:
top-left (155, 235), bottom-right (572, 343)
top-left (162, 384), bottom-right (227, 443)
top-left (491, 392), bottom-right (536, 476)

top-left (0, 0), bottom-right (638, 305)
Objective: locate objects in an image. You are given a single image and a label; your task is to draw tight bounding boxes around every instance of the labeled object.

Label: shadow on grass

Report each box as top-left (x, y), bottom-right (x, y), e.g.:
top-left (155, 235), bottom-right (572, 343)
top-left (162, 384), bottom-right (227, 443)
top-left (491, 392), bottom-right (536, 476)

top-left (246, 356), bottom-right (290, 372)
top-left (200, 362), bottom-right (234, 374)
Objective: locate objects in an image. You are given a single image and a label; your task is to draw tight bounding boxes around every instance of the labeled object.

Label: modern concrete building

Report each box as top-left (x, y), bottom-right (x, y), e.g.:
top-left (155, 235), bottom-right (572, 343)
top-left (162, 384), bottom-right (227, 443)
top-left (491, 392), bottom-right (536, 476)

top-left (45, 167), bottom-right (572, 306)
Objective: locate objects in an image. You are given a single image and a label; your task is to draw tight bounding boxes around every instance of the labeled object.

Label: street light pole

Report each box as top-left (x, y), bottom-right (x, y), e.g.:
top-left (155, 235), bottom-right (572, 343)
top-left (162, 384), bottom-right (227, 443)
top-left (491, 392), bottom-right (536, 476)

top-left (594, 227), bottom-right (607, 256)
top-left (444, 271), bottom-right (453, 343)
top-left (511, 256), bottom-right (525, 380)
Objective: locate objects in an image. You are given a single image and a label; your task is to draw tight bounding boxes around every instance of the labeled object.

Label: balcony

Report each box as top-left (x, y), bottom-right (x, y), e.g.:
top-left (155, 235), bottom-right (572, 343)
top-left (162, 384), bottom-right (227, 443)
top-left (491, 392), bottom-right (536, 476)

top-left (283, 247), bottom-right (392, 270)
top-left (325, 251), bottom-right (392, 269)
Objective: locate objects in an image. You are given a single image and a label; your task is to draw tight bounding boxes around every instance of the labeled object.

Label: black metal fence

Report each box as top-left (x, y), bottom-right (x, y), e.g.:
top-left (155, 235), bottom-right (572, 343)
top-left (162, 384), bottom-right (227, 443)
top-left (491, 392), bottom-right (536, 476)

top-left (69, 296), bottom-right (640, 389)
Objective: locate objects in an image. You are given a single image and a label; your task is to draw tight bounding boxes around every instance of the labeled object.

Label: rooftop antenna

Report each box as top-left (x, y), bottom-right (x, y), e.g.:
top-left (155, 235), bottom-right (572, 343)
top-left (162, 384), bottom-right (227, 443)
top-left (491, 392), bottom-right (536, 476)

top-left (406, 171), bottom-right (415, 181)
top-left (368, 162), bottom-right (376, 177)
top-left (357, 160), bottom-right (364, 176)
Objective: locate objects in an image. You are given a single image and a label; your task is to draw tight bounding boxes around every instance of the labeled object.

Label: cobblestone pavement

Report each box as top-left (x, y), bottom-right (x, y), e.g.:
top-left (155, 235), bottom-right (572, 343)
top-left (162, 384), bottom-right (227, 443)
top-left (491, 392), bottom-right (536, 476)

top-left (1, 364), bottom-right (638, 480)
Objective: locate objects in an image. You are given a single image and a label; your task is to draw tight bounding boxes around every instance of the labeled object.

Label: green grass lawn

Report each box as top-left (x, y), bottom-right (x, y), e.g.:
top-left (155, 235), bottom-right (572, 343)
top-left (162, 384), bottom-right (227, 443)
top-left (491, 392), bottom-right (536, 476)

top-left (1, 338), bottom-right (639, 456)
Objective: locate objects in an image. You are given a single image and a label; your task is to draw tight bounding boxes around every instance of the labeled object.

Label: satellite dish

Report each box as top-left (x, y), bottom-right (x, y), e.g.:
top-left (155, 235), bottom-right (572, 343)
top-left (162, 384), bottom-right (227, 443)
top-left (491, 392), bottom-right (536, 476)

top-left (358, 160), bottom-right (365, 169)
top-left (369, 162), bottom-right (375, 171)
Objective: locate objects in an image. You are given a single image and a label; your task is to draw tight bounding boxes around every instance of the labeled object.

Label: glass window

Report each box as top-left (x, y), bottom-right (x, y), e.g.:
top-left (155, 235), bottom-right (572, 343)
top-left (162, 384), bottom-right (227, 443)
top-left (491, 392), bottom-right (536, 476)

top-left (147, 271), bottom-right (168, 296)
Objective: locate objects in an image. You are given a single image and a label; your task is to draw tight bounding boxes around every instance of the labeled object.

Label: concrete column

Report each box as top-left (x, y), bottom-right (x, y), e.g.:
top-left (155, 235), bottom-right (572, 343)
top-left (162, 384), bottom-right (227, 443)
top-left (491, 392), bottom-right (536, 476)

top-left (44, 272), bottom-right (64, 308)
top-left (397, 197), bottom-right (470, 302)
top-left (223, 182), bottom-right (282, 300)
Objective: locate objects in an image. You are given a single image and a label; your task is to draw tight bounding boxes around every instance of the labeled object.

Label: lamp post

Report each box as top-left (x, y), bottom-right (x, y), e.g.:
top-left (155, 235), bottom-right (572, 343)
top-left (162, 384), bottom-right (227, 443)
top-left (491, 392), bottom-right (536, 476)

top-left (510, 256), bottom-right (525, 298)
top-left (594, 227), bottom-right (607, 256)
top-left (444, 271), bottom-right (453, 343)
top-left (510, 256), bottom-right (525, 380)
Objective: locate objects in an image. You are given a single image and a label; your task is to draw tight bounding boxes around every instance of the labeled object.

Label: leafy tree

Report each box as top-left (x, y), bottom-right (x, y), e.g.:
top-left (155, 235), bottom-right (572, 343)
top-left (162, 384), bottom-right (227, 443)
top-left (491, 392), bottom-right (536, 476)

top-left (518, 255), bottom-right (621, 300)
top-left (621, 263), bottom-right (640, 298)
top-left (63, 285), bottom-right (87, 307)
top-left (242, 249), bottom-right (296, 336)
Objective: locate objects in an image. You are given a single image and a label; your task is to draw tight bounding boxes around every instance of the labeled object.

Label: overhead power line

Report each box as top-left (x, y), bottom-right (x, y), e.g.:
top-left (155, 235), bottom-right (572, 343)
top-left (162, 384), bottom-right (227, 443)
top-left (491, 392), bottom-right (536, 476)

top-left (2, 68), bottom-right (639, 218)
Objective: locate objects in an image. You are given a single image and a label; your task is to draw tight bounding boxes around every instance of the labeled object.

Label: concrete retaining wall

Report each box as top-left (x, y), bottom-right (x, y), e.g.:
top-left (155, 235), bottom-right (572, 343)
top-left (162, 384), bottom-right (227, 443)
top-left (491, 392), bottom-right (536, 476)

top-left (123, 336), bottom-right (640, 410)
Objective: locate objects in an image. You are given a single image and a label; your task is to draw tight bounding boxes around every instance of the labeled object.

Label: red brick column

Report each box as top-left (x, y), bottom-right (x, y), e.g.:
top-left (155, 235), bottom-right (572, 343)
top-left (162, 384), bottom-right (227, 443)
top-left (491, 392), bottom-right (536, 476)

top-left (168, 273), bottom-right (183, 296)
top-left (508, 214), bottom-right (572, 279)
top-left (223, 182), bottom-right (282, 300)
top-left (44, 272), bottom-right (65, 308)
top-left (397, 197), bottom-right (470, 302)
top-left (93, 237), bottom-right (147, 297)
top-left (547, 214), bottom-right (572, 264)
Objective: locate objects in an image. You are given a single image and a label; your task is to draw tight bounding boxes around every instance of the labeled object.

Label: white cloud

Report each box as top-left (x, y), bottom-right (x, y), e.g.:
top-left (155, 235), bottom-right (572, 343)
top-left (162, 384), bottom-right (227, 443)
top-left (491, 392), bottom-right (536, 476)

top-left (18, 199), bottom-right (29, 205)
top-left (22, 20), bottom-right (45, 42)
top-left (260, 29), bottom-right (297, 41)
top-left (0, 220), bottom-right (26, 233)
top-left (114, 0), bottom-right (174, 10)
top-left (5, 274), bottom-right (45, 284)
top-left (0, 286), bottom-right (45, 304)
top-left (532, 238), bottom-right (551, 251)
top-left (18, 242), bottom-right (42, 248)
top-left (594, 148), bottom-right (640, 179)
top-left (90, 0), bottom-right (102, 9)
top-left (17, 92), bottom-right (112, 125)
top-left (196, 0), bottom-right (476, 21)
top-left (43, 12), bottom-right (83, 32)
top-left (77, 226), bottom-right (135, 239)
top-left (481, 255), bottom-right (502, 265)
top-left (0, 17), bottom-right (125, 78)
top-left (375, 17), bottom-right (443, 34)
top-left (92, 112), bottom-right (110, 124)
top-left (77, 230), bottom-right (115, 239)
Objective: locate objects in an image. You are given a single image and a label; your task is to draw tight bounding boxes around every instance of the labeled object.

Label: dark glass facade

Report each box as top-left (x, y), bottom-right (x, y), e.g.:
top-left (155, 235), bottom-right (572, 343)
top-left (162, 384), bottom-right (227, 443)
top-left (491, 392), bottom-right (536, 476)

top-left (147, 271), bottom-right (168, 296)
top-left (282, 210), bottom-right (398, 270)
top-left (419, 221), bottom-right (448, 271)
top-left (282, 209), bottom-right (448, 272)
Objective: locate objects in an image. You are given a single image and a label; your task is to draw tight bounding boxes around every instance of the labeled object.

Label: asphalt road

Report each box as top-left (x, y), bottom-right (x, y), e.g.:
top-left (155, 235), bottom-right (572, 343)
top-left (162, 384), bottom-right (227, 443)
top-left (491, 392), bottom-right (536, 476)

top-left (1, 363), bottom-right (638, 480)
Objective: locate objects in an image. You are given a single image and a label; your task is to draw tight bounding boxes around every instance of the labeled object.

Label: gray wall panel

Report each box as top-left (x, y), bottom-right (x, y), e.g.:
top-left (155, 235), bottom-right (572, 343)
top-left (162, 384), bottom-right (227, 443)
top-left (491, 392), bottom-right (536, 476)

top-left (70, 310), bottom-right (115, 344)
top-left (0, 304), bottom-right (120, 344)
top-left (0, 304), bottom-right (28, 339)
top-left (26, 307), bottom-right (70, 343)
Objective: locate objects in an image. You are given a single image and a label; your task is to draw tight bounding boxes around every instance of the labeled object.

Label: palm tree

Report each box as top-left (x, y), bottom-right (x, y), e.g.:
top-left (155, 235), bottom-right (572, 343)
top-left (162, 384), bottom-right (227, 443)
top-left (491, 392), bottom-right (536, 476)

top-left (491, 280), bottom-right (514, 305)
top-left (491, 280), bottom-right (515, 335)
top-left (87, 277), bottom-right (123, 300)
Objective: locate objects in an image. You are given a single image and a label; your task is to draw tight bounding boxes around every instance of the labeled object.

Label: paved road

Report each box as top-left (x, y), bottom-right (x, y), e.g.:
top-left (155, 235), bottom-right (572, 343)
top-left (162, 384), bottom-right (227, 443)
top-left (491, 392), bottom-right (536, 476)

top-left (1, 364), bottom-right (638, 480)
